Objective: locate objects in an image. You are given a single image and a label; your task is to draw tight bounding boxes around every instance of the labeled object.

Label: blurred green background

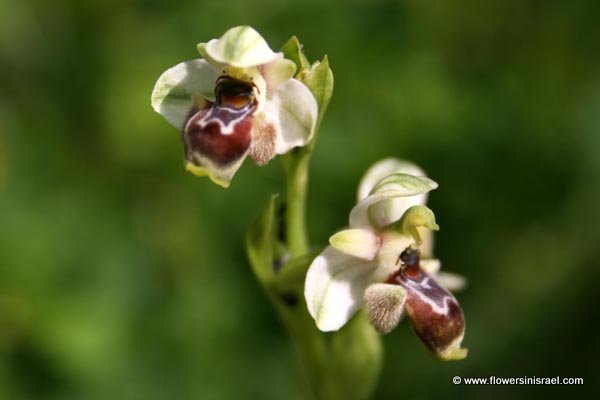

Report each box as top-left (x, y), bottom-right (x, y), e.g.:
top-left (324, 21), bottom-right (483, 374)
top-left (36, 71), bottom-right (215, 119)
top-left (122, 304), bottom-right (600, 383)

top-left (1, 0), bottom-right (599, 398)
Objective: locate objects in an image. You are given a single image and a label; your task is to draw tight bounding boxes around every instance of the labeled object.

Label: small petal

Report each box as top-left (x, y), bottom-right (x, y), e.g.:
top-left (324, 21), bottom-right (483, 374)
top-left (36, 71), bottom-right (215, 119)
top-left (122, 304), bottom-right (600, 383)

top-left (261, 58), bottom-right (297, 91)
top-left (329, 229), bottom-right (380, 260)
top-left (199, 26), bottom-right (280, 68)
top-left (258, 79), bottom-right (318, 155)
top-left (420, 259), bottom-right (441, 276)
top-left (434, 272), bottom-right (467, 292)
top-left (305, 247), bottom-right (376, 332)
top-left (350, 173), bottom-right (438, 229)
top-left (151, 59), bottom-right (218, 130)
top-left (364, 283), bottom-right (407, 334)
top-left (419, 259), bottom-right (465, 291)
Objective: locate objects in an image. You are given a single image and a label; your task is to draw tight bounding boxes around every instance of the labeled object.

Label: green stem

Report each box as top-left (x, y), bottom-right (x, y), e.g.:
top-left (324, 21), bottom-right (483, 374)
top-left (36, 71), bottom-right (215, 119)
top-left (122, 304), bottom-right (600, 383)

top-left (278, 149), bottom-right (382, 400)
top-left (283, 148), bottom-right (311, 257)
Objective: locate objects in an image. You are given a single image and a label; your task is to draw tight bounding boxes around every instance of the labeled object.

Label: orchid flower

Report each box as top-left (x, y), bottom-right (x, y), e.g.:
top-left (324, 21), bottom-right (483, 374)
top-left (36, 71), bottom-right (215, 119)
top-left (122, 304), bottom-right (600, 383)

top-left (151, 26), bottom-right (318, 187)
top-left (304, 158), bottom-right (468, 360)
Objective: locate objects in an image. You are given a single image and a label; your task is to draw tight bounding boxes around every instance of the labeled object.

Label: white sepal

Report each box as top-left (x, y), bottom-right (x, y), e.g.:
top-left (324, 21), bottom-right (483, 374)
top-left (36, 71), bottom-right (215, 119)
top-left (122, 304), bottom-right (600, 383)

top-left (269, 79), bottom-right (318, 154)
top-left (151, 59), bottom-right (218, 130)
top-left (305, 247), bottom-right (376, 332)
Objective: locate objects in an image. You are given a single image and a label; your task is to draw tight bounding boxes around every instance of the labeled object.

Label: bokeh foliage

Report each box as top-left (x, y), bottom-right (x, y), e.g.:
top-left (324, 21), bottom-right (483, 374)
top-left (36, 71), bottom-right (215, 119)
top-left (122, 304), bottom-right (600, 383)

top-left (1, 0), bottom-right (599, 398)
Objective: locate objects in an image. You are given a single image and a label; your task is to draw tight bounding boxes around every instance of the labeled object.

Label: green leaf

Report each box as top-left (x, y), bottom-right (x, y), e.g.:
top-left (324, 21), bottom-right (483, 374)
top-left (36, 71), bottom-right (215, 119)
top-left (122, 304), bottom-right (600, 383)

top-left (303, 55), bottom-right (334, 126)
top-left (280, 35), bottom-right (310, 73)
top-left (246, 194), bottom-right (279, 285)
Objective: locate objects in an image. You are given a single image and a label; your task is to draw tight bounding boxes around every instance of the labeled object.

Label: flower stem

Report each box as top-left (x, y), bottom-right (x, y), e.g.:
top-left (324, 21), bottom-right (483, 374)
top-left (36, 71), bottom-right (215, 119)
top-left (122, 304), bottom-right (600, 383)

top-left (283, 148), bottom-right (311, 257)
top-left (278, 149), bottom-right (383, 400)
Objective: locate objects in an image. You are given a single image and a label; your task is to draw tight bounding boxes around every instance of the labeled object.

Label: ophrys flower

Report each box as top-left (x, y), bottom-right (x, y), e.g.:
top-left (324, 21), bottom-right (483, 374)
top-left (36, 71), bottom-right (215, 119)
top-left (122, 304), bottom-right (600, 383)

top-left (151, 26), bottom-right (318, 187)
top-left (305, 159), bottom-right (467, 360)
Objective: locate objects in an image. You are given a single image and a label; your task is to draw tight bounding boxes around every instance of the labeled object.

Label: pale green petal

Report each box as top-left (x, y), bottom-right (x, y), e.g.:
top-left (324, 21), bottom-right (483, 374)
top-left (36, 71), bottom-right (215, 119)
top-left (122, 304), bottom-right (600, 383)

top-left (261, 58), bottom-right (297, 91)
top-left (151, 59), bottom-right (218, 130)
top-left (357, 158), bottom-right (430, 228)
top-left (329, 229), bottom-right (379, 260)
top-left (305, 246), bottom-right (376, 332)
top-left (261, 79), bottom-right (317, 154)
top-left (349, 173), bottom-right (438, 229)
top-left (200, 26), bottom-right (279, 68)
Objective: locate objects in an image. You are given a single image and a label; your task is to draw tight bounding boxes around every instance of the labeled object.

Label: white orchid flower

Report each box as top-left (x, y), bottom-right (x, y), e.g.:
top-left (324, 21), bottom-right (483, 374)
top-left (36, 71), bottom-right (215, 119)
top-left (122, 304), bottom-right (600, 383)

top-left (304, 158), bottom-right (467, 360)
top-left (151, 26), bottom-right (318, 187)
